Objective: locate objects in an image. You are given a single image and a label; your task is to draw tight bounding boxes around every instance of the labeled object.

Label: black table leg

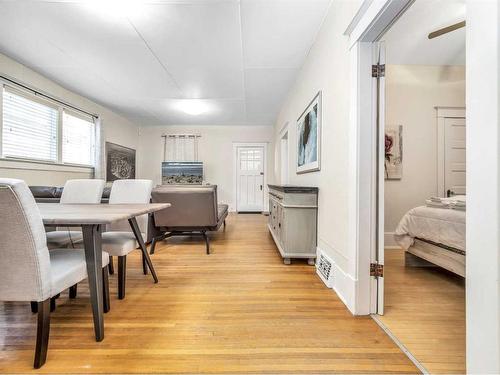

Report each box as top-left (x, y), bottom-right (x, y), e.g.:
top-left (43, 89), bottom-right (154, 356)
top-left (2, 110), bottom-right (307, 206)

top-left (142, 253), bottom-right (148, 275)
top-left (82, 224), bottom-right (104, 342)
top-left (128, 218), bottom-right (158, 283)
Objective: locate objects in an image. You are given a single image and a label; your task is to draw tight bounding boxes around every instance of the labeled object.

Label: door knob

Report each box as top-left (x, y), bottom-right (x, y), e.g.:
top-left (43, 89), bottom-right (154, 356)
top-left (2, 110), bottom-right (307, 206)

top-left (260, 185), bottom-right (263, 191)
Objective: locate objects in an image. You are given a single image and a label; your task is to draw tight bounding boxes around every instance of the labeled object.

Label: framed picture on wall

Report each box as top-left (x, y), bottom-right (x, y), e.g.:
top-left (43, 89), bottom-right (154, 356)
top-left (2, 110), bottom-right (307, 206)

top-left (297, 91), bottom-right (322, 174)
top-left (105, 142), bottom-right (136, 182)
top-left (384, 125), bottom-right (403, 180)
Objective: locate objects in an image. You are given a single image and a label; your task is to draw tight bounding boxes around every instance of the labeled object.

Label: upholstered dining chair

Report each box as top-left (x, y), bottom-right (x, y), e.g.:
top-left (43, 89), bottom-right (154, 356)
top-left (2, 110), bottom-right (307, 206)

top-left (0, 179), bottom-right (110, 368)
top-left (46, 179), bottom-right (105, 248)
top-left (101, 179), bottom-right (153, 299)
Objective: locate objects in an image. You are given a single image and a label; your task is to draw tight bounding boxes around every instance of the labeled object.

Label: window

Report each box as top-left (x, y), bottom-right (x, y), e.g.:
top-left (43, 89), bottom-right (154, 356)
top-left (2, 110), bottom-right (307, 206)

top-left (1, 85), bottom-right (97, 167)
top-left (164, 134), bottom-right (199, 161)
top-left (62, 111), bottom-right (95, 166)
top-left (2, 88), bottom-right (58, 161)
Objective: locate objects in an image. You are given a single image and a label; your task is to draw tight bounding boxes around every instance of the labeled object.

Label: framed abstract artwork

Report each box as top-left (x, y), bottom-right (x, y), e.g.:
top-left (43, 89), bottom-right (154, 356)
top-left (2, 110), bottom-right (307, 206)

top-left (384, 125), bottom-right (403, 180)
top-left (297, 91), bottom-right (321, 174)
top-left (105, 142), bottom-right (136, 182)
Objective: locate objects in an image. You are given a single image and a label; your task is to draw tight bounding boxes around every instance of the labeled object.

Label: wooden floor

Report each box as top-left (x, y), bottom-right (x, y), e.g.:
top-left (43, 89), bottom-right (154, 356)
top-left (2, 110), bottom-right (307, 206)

top-left (379, 249), bottom-right (465, 374)
top-left (0, 214), bottom-right (418, 374)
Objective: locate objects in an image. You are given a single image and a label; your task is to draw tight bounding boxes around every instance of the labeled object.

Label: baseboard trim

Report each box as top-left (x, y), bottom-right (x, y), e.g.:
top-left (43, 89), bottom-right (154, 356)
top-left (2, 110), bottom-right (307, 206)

top-left (384, 232), bottom-right (398, 247)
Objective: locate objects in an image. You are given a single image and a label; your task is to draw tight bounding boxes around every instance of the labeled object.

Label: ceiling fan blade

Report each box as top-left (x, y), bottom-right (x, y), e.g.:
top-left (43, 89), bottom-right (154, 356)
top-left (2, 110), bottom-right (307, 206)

top-left (428, 20), bottom-right (466, 39)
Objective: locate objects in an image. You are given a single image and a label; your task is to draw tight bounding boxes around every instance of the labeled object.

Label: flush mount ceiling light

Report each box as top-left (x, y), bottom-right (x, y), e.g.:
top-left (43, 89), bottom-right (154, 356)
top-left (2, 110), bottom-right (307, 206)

top-left (83, 0), bottom-right (142, 18)
top-left (175, 100), bottom-right (211, 116)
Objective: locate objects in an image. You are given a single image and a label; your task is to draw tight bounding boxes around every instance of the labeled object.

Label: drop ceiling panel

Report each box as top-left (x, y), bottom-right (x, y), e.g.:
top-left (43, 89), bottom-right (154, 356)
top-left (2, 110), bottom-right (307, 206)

top-left (0, 0), bottom-right (332, 126)
top-left (65, 41), bottom-right (182, 98)
top-left (130, 1), bottom-right (244, 98)
top-left (0, 1), bottom-right (181, 98)
top-left (245, 68), bottom-right (297, 99)
top-left (241, 0), bottom-right (331, 68)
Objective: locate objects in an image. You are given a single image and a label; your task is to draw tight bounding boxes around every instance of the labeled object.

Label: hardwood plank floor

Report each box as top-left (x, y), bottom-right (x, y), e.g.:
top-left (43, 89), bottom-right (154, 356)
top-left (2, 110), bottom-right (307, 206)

top-left (0, 214), bottom-right (418, 373)
top-left (379, 249), bottom-right (465, 374)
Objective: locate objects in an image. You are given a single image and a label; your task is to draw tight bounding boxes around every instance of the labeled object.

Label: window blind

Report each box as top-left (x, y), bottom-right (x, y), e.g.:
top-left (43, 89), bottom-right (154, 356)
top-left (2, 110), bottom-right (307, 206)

top-left (62, 110), bottom-right (96, 166)
top-left (2, 88), bottom-right (58, 161)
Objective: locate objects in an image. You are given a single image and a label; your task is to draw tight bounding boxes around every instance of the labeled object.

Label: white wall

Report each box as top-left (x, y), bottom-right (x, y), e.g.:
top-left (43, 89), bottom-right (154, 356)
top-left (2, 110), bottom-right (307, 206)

top-left (137, 125), bottom-right (274, 211)
top-left (384, 65), bottom-right (465, 239)
top-left (466, 0), bottom-right (500, 372)
top-left (0, 52), bottom-right (140, 185)
top-left (274, 0), bottom-right (363, 312)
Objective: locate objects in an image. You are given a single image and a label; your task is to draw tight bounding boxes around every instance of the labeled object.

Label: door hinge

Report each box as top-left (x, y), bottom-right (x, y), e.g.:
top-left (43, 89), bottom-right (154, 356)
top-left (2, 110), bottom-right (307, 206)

top-left (372, 64), bottom-right (385, 78)
top-left (370, 263), bottom-right (384, 278)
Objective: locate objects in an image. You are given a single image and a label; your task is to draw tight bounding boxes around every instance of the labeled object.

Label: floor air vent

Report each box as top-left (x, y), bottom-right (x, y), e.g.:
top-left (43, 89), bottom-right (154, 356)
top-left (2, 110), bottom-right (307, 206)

top-left (316, 250), bottom-right (333, 288)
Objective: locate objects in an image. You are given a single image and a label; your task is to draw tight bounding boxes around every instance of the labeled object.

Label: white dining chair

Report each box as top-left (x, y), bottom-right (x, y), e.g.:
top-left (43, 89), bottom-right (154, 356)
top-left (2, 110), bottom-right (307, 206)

top-left (46, 179), bottom-right (105, 248)
top-left (101, 179), bottom-right (153, 299)
top-left (0, 179), bottom-right (110, 368)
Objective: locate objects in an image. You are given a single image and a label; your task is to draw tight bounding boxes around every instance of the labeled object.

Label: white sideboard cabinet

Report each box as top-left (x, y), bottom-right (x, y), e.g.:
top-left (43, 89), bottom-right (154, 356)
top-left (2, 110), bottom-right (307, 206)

top-left (267, 184), bottom-right (318, 265)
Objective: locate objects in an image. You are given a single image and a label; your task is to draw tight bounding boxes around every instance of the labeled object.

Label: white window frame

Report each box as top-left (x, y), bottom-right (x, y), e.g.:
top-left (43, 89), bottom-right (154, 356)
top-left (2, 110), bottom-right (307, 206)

top-left (61, 108), bottom-right (96, 167)
top-left (0, 81), bottom-right (97, 170)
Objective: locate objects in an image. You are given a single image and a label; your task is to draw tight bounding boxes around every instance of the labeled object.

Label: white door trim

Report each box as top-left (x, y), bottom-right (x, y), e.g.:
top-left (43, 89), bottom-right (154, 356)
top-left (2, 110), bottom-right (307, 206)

top-left (436, 107), bottom-right (466, 197)
top-left (232, 142), bottom-right (268, 213)
top-left (345, 0), bottom-right (413, 316)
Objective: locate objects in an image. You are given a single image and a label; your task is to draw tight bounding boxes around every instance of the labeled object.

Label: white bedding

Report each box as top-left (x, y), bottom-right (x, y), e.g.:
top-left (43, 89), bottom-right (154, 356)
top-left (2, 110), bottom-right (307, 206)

top-left (394, 205), bottom-right (466, 251)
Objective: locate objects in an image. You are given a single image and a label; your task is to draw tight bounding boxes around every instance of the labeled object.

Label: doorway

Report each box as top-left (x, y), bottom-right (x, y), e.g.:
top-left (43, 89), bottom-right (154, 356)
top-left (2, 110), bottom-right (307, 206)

top-left (347, 1), bottom-right (499, 373)
top-left (370, 1), bottom-right (467, 373)
top-left (280, 126), bottom-right (289, 184)
top-left (234, 143), bottom-right (267, 213)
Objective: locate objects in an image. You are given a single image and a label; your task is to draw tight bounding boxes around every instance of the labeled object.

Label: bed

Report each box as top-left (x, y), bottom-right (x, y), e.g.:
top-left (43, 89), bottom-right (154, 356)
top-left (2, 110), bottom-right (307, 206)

top-left (394, 204), bottom-right (465, 277)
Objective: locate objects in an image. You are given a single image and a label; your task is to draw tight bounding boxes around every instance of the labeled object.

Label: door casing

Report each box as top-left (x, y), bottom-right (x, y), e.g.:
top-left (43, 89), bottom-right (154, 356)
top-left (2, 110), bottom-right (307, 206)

top-left (232, 142), bottom-right (268, 213)
top-left (436, 107), bottom-right (466, 197)
top-left (344, 0), bottom-right (414, 315)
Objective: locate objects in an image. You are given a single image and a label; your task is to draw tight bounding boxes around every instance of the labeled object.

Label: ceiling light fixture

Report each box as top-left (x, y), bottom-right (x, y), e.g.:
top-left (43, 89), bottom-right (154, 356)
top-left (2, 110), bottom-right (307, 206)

top-left (175, 100), bottom-right (211, 116)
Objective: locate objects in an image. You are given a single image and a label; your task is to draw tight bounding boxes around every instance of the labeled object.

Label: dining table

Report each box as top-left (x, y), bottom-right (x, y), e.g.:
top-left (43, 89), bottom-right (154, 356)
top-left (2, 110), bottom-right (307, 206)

top-left (37, 202), bottom-right (171, 342)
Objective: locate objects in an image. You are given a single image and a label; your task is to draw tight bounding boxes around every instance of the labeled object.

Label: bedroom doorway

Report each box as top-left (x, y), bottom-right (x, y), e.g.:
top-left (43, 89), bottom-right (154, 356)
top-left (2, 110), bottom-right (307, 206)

top-left (373, 0), bottom-right (467, 373)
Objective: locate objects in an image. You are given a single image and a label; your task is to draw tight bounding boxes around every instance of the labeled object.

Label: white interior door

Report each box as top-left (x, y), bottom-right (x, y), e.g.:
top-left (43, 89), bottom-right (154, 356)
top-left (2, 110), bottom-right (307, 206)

top-left (237, 146), bottom-right (264, 212)
top-left (444, 118), bottom-right (466, 196)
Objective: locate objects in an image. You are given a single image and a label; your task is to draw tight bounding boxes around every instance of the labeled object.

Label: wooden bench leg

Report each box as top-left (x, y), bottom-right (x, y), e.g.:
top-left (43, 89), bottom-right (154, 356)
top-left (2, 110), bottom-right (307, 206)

top-left (108, 256), bottom-right (114, 275)
top-left (69, 284), bottom-right (77, 299)
top-left (50, 294), bottom-right (59, 312)
top-left (34, 299), bottom-right (50, 369)
top-left (102, 268), bottom-right (110, 313)
top-left (118, 256), bottom-right (127, 300)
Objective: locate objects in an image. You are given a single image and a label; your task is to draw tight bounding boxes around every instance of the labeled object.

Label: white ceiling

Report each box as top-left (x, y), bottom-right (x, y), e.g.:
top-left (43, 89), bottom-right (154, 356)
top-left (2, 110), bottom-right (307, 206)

top-left (0, 0), bottom-right (332, 126)
top-left (382, 0), bottom-right (466, 66)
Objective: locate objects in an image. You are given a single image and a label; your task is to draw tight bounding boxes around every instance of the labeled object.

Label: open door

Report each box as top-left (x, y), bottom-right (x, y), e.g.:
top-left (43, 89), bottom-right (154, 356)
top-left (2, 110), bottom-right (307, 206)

top-left (372, 41), bottom-right (386, 315)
